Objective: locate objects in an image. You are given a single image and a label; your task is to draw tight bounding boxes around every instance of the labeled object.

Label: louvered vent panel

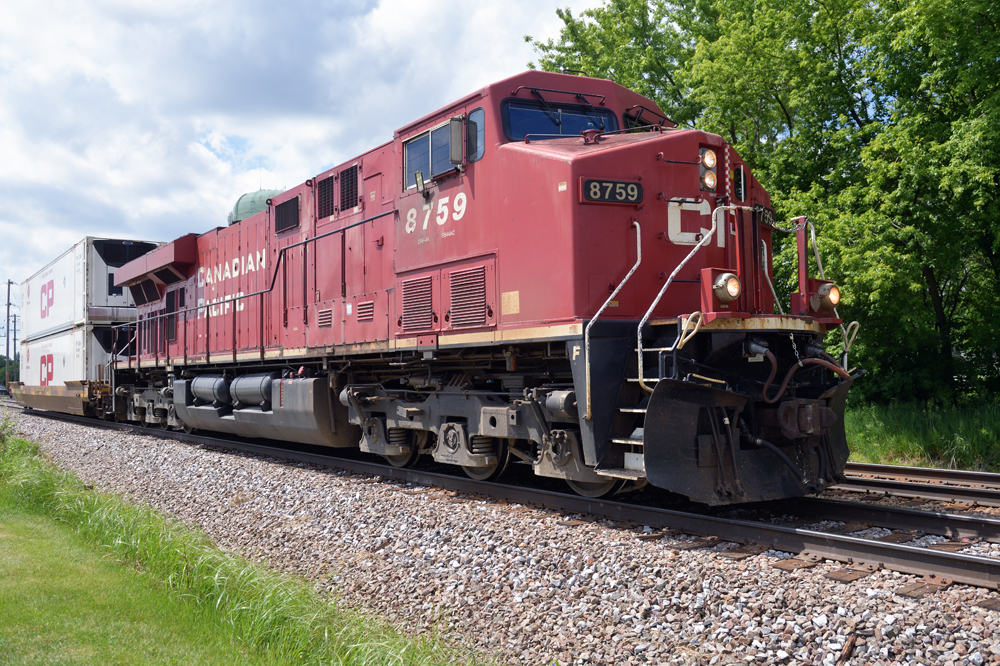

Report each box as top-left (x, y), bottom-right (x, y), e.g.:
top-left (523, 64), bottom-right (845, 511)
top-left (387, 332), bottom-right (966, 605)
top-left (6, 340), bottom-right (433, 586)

top-left (275, 197), bottom-right (299, 233)
top-left (401, 276), bottom-right (433, 332)
top-left (340, 165), bottom-right (358, 212)
top-left (449, 266), bottom-right (487, 328)
top-left (317, 308), bottom-right (333, 327)
top-left (317, 176), bottom-right (335, 218)
top-left (357, 300), bottom-right (374, 323)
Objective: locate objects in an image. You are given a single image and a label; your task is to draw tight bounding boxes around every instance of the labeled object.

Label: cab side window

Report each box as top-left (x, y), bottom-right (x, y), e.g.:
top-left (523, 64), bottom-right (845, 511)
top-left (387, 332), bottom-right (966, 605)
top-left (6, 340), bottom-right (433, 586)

top-left (405, 109), bottom-right (488, 189)
top-left (405, 124), bottom-right (454, 189)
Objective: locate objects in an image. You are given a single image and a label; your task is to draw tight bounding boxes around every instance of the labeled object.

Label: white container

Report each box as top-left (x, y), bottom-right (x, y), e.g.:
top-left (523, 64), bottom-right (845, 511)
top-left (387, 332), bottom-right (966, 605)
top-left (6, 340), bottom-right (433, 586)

top-left (20, 237), bottom-right (159, 342)
top-left (18, 325), bottom-right (128, 387)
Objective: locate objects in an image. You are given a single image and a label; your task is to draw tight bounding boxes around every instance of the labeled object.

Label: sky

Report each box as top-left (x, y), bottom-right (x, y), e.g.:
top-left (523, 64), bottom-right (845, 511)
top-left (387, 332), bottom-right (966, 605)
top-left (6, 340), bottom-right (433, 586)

top-left (0, 0), bottom-right (594, 343)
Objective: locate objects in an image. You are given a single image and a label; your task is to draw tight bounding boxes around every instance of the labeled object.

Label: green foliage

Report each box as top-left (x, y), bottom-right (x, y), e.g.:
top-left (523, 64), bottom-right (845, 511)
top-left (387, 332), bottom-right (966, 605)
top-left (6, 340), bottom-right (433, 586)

top-left (846, 402), bottom-right (1000, 470)
top-left (529, 0), bottom-right (1000, 403)
top-left (0, 354), bottom-right (18, 383)
top-left (0, 437), bottom-right (480, 666)
top-left (0, 408), bottom-right (14, 443)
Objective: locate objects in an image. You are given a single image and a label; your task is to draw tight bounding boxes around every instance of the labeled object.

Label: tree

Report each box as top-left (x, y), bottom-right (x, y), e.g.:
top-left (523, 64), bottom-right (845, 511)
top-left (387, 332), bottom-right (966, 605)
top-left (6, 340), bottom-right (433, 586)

top-left (529, 0), bottom-right (1000, 403)
top-left (1, 354), bottom-right (19, 385)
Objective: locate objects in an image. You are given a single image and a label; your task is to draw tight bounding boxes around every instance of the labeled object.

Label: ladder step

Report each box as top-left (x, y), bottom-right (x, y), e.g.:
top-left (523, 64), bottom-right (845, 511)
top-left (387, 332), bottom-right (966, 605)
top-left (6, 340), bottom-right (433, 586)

top-left (626, 377), bottom-right (661, 383)
top-left (634, 348), bottom-right (674, 353)
top-left (618, 407), bottom-right (647, 413)
top-left (611, 438), bottom-right (644, 445)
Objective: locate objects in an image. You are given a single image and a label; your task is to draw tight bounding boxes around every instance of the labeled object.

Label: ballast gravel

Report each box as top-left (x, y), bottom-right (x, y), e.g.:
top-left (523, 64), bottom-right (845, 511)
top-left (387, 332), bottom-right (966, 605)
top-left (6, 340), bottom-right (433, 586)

top-left (10, 410), bottom-right (1000, 666)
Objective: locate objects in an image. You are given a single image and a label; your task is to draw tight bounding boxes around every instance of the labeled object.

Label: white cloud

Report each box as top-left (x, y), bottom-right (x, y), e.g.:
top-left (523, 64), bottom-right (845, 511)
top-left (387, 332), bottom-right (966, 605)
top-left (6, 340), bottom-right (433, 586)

top-left (0, 0), bottom-right (594, 327)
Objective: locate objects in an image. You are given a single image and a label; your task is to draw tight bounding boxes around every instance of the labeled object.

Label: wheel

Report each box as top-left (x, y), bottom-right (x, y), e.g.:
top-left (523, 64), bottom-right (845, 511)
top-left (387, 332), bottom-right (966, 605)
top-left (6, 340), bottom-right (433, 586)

top-left (384, 446), bottom-right (420, 468)
top-left (384, 428), bottom-right (421, 468)
top-left (566, 478), bottom-right (626, 498)
top-left (462, 437), bottom-right (511, 481)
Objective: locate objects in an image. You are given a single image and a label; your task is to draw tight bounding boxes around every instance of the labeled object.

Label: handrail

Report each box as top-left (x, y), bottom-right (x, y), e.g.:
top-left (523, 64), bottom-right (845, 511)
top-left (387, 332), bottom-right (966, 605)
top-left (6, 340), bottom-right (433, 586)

top-left (584, 220), bottom-right (641, 421)
top-left (760, 238), bottom-right (785, 315)
top-left (509, 86), bottom-right (606, 105)
top-left (805, 220), bottom-right (860, 365)
top-left (636, 205), bottom-right (756, 393)
top-left (113, 209), bottom-right (396, 365)
top-left (772, 215), bottom-right (860, 368)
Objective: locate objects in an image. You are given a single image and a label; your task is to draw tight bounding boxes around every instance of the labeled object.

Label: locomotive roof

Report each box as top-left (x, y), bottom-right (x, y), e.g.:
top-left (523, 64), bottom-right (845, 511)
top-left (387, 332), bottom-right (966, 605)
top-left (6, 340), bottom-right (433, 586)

top-left (394, 69), bottom-right (669, 139)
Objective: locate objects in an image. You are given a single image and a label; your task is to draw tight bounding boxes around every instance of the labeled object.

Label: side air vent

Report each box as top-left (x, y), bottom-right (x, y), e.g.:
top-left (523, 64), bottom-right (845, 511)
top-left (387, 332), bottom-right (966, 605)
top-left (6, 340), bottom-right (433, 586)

top-left (317, 176), bottom-right (335, 219)
top-left (340, 165), bottom-right (358, 212)
top-left (153, 267), bottom-right (183, 285)
top-left (275, 197), bottom-right (299, 233)
top-left (357, 300), bottom-right (374, 323)
top-left (317, 308), bottom-right (333, 327)
top-left (401, 276), bottom-right (433, 332)
top-left (449, 266), bottom-right (487, 328)
top-left (140, 279), bottom-right (160, 304)
top-left (129, 284), bottom-right (149, 306)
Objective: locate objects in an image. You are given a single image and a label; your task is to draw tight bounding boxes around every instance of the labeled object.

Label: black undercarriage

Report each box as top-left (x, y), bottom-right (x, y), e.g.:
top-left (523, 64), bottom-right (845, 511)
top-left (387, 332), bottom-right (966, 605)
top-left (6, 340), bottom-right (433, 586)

top-left (95, 319), bottom-right (854, 504)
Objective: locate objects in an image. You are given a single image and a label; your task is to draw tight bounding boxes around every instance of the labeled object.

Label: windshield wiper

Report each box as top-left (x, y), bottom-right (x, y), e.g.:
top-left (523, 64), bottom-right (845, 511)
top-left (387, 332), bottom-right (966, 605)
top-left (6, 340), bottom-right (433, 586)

top-left (575, 93), bottom-right (606, 130)
top-left (531, 89), bottom-right (563, 128)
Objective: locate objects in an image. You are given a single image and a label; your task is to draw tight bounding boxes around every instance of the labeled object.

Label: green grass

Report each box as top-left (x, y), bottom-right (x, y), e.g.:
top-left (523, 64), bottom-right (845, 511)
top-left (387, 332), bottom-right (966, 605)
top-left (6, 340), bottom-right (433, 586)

top-left (845, 401), bottom-right (1000, 471)
top-left (0, 416), bottom-right (479, 666)
top-left (0, 493), bottom-right (269, 665)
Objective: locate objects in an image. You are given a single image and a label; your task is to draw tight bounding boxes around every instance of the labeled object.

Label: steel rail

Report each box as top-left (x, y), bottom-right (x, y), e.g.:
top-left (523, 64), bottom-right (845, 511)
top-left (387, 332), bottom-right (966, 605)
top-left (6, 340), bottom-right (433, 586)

top-left (845, 462), bottom-right (1000, 489)
top-left (772, 497), bottom-right (1000, 541)
top-left (831, 478), bottom-right (1000, 508)
top-left (12, 406), bottom-right (1000, 589)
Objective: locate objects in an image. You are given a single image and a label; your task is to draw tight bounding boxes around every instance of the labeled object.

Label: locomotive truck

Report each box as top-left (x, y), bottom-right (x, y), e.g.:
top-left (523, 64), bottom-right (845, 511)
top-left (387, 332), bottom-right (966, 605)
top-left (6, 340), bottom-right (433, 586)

top-left (13, 70), bottom-right (857, 504)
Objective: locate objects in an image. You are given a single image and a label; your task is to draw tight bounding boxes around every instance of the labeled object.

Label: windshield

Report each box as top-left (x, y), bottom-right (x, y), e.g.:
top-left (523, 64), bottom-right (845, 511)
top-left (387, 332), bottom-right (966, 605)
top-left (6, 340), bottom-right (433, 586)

top-left (503, 100), bottom-right (618, 141)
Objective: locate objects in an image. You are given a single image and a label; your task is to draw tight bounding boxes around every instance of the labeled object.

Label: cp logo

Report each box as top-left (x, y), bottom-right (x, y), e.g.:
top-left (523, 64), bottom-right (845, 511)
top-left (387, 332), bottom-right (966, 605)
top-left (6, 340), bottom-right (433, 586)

top-left (39, 354), bottom-right (54, 386)
top-left (39, 280), bottom-right (54, 319)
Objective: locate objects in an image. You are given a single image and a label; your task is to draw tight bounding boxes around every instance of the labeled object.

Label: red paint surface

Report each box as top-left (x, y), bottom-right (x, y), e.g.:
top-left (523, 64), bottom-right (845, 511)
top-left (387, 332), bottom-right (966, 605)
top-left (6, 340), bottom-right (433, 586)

top-left (120, 71), bottom-right (793, 363)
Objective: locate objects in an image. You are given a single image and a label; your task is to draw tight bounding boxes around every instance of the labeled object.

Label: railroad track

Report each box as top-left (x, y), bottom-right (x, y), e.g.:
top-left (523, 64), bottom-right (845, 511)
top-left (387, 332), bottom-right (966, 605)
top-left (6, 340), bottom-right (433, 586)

top-left (836, 462), bottom-right (1000, 507)
top-left (8, 404), bottom-right (1000, 593)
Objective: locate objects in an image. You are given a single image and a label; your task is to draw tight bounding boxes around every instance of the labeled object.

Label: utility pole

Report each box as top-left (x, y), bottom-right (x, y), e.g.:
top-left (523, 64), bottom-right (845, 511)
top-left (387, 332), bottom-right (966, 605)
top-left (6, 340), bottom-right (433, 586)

top-left (11, 314), bottom-right (17, 384)
top-left (5, 279), bottom-right (11, 390)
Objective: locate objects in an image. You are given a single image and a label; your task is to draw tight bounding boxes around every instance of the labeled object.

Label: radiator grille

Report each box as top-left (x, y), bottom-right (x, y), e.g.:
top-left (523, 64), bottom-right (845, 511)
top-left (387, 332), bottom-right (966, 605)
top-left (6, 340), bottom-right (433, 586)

top-left (357, 300), bottom-right (374, 323)
top-left (401, 276), bottom-right (433, 332)
top-left (317, 176), bottom-right (335, 218)
top-left (340, 165), bottom-right (358, 212)
top-left (449, 266), bottom-right (487, 328)
top-left (275, 197), bottom-right (299, 233)
top-left (317, 308), bottom-right (333, 327)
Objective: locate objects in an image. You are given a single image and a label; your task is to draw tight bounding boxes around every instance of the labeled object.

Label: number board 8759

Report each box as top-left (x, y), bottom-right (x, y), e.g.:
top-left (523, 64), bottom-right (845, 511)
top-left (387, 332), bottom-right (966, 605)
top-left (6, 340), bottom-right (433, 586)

top-left (580, 178), bottom-right (643, 205)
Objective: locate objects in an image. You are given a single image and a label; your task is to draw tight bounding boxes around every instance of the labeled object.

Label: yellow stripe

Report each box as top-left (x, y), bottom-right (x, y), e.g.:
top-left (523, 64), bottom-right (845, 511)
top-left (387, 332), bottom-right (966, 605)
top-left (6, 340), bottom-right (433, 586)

top-left (130, 323), bottom-right (586, 368)
top-left (499, 323), bottom-right (582, 342)
top-left (438, 331), bottom-right (495, 347)
top-left (675, 315), bottom-right (824, 333)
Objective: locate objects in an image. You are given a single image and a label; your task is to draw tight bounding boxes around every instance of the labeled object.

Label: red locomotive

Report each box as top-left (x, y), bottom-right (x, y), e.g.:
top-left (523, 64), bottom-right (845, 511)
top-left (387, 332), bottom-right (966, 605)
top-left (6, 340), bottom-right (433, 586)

top-left (85, 70), bottom-right (852, 503)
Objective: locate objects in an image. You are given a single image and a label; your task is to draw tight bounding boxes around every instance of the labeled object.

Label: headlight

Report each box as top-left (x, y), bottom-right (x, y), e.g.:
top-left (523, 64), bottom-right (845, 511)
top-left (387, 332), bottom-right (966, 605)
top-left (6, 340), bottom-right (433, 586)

top-left (713, 272), bottom-right (741, 303)
top-left (815, 283), bottom-right (841, 309)
top-left (702, 171), bottom-right (717, 189)
top-left (701, 149), bottom-right (717, 168)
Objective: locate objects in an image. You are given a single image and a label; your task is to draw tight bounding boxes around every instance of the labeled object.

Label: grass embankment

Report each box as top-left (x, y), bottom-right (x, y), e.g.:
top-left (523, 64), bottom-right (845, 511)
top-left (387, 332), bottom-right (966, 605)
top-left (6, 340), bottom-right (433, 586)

top-left (0, 491), bottom-right (266, 665)
top-left (845, 402), bottom-right (1000, 471)
top-left (0, 428), bottom-right (477, 666)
